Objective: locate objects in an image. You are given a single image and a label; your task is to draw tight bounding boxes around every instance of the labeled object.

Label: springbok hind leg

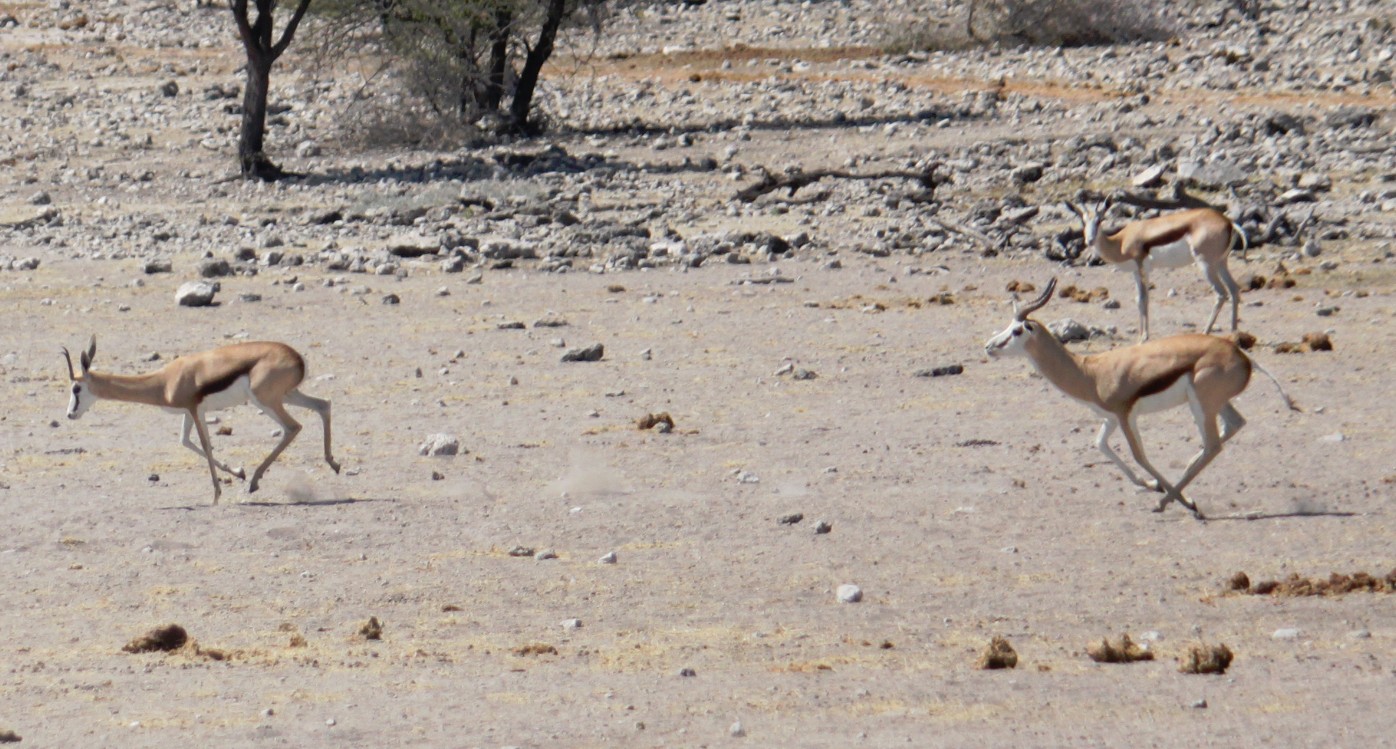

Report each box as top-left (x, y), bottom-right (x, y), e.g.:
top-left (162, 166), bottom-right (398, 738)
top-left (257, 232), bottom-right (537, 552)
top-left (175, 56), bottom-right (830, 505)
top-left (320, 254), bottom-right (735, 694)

top-left (286, 389), bottom-right (341, 474)
top-left (247, 399), bottom-right (302, 494)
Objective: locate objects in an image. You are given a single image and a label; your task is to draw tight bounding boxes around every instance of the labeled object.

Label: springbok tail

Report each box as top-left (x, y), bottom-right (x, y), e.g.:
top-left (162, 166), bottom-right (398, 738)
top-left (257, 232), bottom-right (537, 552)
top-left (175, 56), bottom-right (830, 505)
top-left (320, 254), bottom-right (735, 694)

top-left (1229, 220), bottom-right (1250, 260)
top-left (1248, 355), bottom-right (1300, 412)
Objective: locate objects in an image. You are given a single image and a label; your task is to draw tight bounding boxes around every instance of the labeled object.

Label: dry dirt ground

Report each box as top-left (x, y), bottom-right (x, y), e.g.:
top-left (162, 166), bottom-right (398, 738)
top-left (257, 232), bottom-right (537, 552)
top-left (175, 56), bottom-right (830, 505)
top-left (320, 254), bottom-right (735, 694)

top-left (3, 3), bottom-right (1396, 749)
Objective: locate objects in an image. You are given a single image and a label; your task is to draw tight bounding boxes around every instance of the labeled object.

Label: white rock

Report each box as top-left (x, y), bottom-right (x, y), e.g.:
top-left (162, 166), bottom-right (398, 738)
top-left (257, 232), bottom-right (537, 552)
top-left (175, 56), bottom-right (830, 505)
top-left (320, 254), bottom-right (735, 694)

top-left (175, 281), bottom-right (217, 307)
top-left (418, 433), bottom-right (461, 456)
top-left (837, 584), bottom-right (863, 603)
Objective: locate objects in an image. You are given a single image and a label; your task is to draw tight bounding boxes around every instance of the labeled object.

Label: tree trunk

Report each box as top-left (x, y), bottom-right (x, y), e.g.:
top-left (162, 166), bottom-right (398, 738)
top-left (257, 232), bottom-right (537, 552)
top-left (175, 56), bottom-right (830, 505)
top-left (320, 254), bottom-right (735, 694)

top-left (229, 0), bottom-right (313, 181)
top-left (508, 0), bottom-right (566, 134)
top-left (484, 8), bottom-right (512, 112)
top-left (238, 52), bottom-right (282, 180)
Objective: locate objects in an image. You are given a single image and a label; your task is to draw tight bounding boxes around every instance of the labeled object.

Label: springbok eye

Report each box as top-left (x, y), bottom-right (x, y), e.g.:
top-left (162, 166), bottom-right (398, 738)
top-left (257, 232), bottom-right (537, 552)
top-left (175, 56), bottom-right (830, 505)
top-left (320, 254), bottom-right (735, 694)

top-left (1011, 328), bottom-right (1022, 337)
top-left (72, 384), bottom-right (81, 394)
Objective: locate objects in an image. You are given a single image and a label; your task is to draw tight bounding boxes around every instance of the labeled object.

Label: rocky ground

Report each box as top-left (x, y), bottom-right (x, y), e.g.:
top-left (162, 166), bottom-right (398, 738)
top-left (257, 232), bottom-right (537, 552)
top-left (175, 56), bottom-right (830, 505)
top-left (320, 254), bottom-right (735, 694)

top-left (2, 0), bottom-right (1395, 746)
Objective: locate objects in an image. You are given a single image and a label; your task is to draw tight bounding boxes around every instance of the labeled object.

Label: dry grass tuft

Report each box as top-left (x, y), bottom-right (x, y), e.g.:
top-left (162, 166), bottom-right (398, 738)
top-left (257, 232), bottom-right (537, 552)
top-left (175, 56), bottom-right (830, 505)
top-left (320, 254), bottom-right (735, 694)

top-left (1178, 643), bottom-right (1233, 675)
top-left (977, 635), bottom-right (1018, 670)
top-left (1086, 634), bottom-right (1154, 664)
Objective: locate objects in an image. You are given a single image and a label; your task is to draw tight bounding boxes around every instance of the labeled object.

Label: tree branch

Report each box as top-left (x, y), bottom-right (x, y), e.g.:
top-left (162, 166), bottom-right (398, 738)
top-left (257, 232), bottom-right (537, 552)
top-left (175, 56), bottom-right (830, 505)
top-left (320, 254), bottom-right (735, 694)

top-left (737, 164), bottom-right (944, 203)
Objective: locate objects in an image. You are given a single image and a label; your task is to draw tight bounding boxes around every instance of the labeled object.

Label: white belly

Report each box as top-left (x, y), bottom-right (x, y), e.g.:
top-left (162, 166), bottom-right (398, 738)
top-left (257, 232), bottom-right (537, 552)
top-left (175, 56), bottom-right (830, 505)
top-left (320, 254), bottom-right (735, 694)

top-left (1133, 375), bottom-right (1192, 415)
top-left (1142, 240), bottom-right (1195, 271)
top-left (160, 375), bottom-right (255, 414)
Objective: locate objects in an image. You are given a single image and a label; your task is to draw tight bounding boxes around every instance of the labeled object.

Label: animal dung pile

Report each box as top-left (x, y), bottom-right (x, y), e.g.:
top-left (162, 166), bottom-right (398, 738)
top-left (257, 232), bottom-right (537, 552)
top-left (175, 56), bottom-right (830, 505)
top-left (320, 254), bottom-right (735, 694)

top-left (1274, 332), bottom-right (1333, 353)
top-left (122, 624), bottom-right (188, 653)
top-left (358, 616), bottom-right (383, 640)
top-left (1086, 634), bottom-right (1154, 664)
top-left (512, 643), bottom-right (559, 656)
top-left (977, 635), bottom-right (1018, 670)
top-left (1225, 331), bottom-right (1257, 350)
top-left (1057, 284), bottom-right (1110, 303)
top-left (1005, 280), bottom-right (1037, 293)
top-left (636, 412), bottom-right (675, 431)
top-left (1178, 643), bottom-right (1233, 675)
top-left (1229, 569), bottom-right (1396, 596)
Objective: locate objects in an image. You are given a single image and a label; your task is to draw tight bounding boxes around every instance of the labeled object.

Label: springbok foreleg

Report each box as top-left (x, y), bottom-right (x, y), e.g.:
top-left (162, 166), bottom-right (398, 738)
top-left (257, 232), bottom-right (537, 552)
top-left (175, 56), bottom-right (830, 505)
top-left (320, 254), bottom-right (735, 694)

top-left (1133, 262), bottom-right (1151, 342)
top-left (285, 389), bottom-right (341, 474)
top-left (188, 405), bottom-right (223, 504)
top-left (180, 413), bottom-right (246, 480)
top-left (1095, 417), bottom-right (1157, 491)
top-left (247, 399), bottom-right (302, 494)
top-left (1117, 413), bottom-right (1200, 517)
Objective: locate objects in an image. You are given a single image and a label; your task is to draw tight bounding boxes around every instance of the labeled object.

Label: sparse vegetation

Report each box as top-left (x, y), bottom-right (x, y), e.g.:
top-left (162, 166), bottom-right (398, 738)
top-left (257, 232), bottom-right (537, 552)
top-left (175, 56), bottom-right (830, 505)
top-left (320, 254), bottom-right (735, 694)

top-left (885, 0), bottom-right (1174, 53)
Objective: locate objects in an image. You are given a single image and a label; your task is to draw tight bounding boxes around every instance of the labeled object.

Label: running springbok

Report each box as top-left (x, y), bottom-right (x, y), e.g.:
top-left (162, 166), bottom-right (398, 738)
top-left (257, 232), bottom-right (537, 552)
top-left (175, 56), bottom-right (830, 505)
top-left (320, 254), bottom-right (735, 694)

top-left (62, 336), bottom-right (341, 503)
top-left (1066, 198), bottom-right (1247, 342)
top-left (984, 278), bottom-right (1297, 519)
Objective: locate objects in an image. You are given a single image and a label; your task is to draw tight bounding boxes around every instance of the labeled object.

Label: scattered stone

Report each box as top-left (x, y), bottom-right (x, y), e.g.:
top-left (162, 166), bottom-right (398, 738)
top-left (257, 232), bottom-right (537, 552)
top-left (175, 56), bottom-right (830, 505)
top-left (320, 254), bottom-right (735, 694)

top-left (1048, 318), bottom-right (1090, 343)
top-left (123, 624), bottom-right (188, 653)
top-left (358, 617), bottom-right (383, 640)
top-left (729, 721), bottom-right (745, 738)
top-left (1178, 643), bottom-right (1233, 674)
top-left (562, 618), bottom-right (582, 629)
top-left (175, 281), bottom-right (217, 307)
top-left (534, 549), bottom-right (558, 561)
top-left (198, 258), bottom-right (232, 278)
top-left (598, 551), bottom-right (617, 564)
top-left (507, 546), bottom-right (535, 557)
top-left (1272, 628), bottom-right (1301, 641)
top-left (1227, 571), bottom-right (1251, 591)
top-left (914, 364), bottom-right (963, 378)
top-left (497, 321), bottom-right (526, 330)
top-left (381, 293), bottom-right (400, 305)
top-left (561, 343), bottom-right (604, 362)
top-left (777, 513), bottom-right (804, 525)
top-left (533, 316), bottom-right (569, 328)
top-left (836, 584), bottom-right (863, 603)
top-left (1132, 164), bottom-right (1167, 188)
top-left (1191, 698), bottom-right (1208, 709)
top-left (418, 433), bottom-right (461, 456)
top-left (977, 636), bottom-right (1018, 670)
top-left (792, 368), bottom-right (817, 380)
top-left (0, 729), bottom-right (21, 743)
top-left (814, 520), bottom-right (832, 534)
top-left (678, 667), bottom-right (697, 677)
top-left (512, 643), bottom-right (558, 656)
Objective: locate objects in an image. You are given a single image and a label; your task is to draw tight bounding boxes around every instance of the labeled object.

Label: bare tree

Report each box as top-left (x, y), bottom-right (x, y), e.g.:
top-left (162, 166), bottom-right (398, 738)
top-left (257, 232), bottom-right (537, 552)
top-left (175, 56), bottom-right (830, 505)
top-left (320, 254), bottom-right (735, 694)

top-left (231, 0), bottom-right (314, 181)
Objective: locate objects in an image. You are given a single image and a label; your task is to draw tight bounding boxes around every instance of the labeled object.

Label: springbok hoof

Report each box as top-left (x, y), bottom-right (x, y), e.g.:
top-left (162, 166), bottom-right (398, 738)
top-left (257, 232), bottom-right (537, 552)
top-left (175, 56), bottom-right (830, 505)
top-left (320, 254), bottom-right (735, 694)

top-left (329, 460), bottom-right (342, 475)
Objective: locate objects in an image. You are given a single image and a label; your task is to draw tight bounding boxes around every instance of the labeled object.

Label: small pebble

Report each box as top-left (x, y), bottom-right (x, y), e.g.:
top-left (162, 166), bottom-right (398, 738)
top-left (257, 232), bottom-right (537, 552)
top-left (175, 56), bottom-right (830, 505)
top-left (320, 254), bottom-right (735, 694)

top-left (678, 667), bottom-right (697, 677)
top-left (598, 551), bottom-right (617, 564)
top-left (837, 584), bottom-right (863, 603)
top-left (814, 520), bottom-right (832, 534)
top-left (1272, 627), bottom-right (1301, 641)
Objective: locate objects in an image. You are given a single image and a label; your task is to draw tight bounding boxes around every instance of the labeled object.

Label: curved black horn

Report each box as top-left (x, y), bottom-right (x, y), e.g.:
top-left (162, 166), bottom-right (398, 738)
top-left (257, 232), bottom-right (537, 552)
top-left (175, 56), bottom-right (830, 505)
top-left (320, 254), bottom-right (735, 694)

top-left (1015, 278), bottom-right (1057, 321)
top-left (60, 346), bottom-right (76, 380)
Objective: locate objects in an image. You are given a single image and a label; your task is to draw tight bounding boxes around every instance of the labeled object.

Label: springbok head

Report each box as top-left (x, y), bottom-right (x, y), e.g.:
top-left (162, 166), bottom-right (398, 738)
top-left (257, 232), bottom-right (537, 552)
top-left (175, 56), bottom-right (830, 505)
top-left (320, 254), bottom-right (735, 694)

top-left (61, 336), bottom-right (97, 419)
top-left (1064, 197), bottom-right (1113, 246)
top-left (984, 278), bottom-right (1057, 359)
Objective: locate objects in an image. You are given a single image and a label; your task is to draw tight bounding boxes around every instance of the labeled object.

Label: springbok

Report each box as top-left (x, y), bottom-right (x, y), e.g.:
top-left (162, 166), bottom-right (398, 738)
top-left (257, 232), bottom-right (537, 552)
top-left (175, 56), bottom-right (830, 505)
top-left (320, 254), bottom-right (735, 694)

top-left (1066, 198), bottom-right (1247, 342)
top-left (62, 336), bottom-right (341, 503)
top-left (984, 278), bottom-right (1297, 519)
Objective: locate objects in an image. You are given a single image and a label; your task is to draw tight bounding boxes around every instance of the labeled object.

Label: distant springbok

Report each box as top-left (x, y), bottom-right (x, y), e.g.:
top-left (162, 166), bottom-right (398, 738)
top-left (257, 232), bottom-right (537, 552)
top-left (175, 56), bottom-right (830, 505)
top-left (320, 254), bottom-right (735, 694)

top-left (1066, 198), bottom-right (1248, 342)
top-left (984, 278), bottom-right (1298, 519)
top-left (62, 336), bottom-right (341, 503)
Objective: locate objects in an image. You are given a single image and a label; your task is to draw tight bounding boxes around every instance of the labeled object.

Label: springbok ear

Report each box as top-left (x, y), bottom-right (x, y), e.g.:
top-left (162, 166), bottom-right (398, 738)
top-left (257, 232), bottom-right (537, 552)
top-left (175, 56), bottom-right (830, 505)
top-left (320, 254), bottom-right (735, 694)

top-left (80, 335), bottom-right (96, 373)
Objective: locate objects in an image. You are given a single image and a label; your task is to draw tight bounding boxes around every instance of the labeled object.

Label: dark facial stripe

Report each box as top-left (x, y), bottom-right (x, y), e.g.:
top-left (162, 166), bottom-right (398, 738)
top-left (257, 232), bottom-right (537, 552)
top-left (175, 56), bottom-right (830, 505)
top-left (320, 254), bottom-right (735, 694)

top-left (1136, 363), bottom-right (1193, 398)
top-left (198, 361), bottom-right (257, 400)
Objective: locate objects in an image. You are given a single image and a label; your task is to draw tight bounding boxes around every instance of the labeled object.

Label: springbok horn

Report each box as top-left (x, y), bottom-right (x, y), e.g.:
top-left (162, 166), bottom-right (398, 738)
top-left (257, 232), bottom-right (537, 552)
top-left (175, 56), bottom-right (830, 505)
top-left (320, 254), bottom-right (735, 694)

top-left (1014, 278), bottom-right (1057, 321)
top-left (60, 347), bottom-right (76, 380)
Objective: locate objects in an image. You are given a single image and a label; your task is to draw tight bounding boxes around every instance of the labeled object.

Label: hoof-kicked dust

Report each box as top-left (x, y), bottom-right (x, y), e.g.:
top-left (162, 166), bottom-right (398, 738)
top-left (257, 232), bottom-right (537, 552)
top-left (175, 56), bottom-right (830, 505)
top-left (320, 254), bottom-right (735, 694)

top-left (1086, 634), bottom-right (1154, 664)
top-left (977, 635), bottom-right (1018, 670)
top-left (1178, 643), bottom-right (1233, 675)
